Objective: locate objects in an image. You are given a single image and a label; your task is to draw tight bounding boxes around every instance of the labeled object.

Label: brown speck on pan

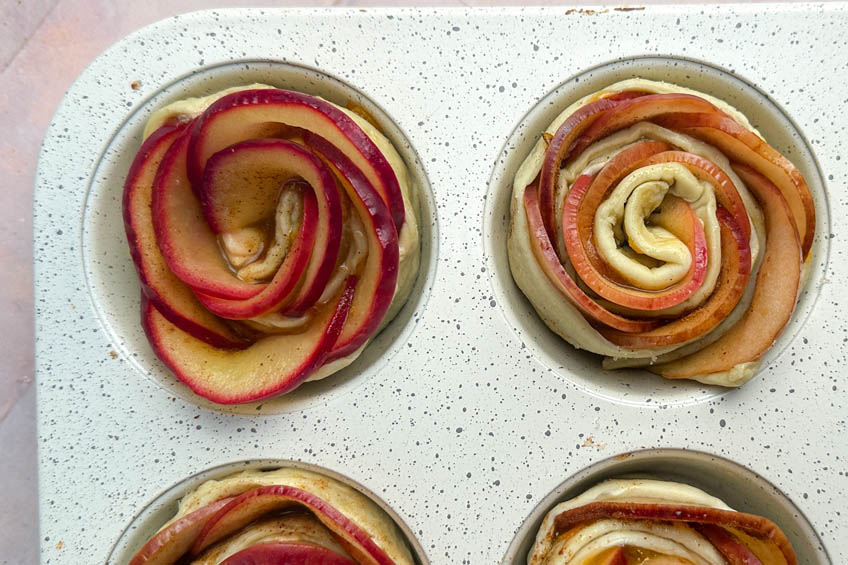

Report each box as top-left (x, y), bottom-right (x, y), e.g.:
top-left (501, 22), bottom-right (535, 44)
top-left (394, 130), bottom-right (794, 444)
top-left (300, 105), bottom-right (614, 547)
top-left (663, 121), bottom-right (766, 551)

top-left (56, 541), bottom-right (64, 550)
top-left (614, 6), bottom-right (646, 11)
top-left (582, 436), bottom-right (604, 449)
top-left (565, 8), bottom-right (608, 15)
top-left (109, 351), bottom-right (118, 359)
top-left (131, 80), bottom-right (141, 90)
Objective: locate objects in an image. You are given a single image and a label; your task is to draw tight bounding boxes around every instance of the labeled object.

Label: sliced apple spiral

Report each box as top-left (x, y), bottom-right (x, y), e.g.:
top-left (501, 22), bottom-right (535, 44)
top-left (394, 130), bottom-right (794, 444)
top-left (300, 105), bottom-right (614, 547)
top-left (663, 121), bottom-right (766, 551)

top-left (128, 468), bottom-right (415, 565)
top-left (123, 86), bottom-right (420, 404)
top-left (528, 479), bottom-right (797, 565)
top-left (508, 78), bottom-right (815, 387)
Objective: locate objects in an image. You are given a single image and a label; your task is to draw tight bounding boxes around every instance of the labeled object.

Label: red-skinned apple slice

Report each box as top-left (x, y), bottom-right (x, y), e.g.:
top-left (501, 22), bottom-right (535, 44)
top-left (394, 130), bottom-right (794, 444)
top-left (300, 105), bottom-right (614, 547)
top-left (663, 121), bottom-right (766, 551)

top-left (694, 523), bottom-right (764, 565)
top-left (123, 124), bottom-right (249, 349)
top-left (128, 496), bottom-right (235, 565)
top-left (303, 131), bottom-right (400, 360)
top-left (141, 276), bottom-right (357, 404)
top-left (193, 485), bottom-right (396, 565)
top-left (187, 88), bottom-right (405, 230)
top-left (638, 150), bottom-right (751, 242)
top-left (220, 542), bottom-right (356, 565)
top-left (597, 207), bottom-right (751, 348)
top-left (568, 93), bottom-right (722, 159)
top-left (198, 138), bottom-right (341, 317)
top-left (552, 502), bottom-right (796, 564)
top-left (653, 112), bottom-right (815, 257)
top-left (652, 164), bottom-right (802, 379)
top-left (564, 172), bottom-right (708, 311)
top-left (538, 97), bottom-right (622, 239)
top-left (152, 131), bottom-right (264, 301)
top-left (524, 182), bottom-right (658, 333)
top-left (567, 141), bottom-right (671, 286)
top-left (195, 184), bottom-right (317, 320)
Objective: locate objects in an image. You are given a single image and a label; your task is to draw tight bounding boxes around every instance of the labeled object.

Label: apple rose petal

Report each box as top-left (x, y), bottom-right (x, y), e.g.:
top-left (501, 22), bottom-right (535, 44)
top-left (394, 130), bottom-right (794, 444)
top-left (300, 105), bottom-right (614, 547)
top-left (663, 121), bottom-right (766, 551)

top-left (129, 468), bottom-right (415, 565)
top-left (508, 78), bottom-right (814, 386)
top-left (529, 479), bottom-right (797, 565)
top-left (123, 86), bottom-right (419, 403)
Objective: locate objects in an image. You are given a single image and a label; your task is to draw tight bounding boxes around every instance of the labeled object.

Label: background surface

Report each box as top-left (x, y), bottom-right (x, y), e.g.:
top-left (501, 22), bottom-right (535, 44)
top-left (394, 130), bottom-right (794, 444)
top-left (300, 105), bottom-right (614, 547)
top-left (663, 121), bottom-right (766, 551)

top-left (1, 0), bottom-right (827, 563)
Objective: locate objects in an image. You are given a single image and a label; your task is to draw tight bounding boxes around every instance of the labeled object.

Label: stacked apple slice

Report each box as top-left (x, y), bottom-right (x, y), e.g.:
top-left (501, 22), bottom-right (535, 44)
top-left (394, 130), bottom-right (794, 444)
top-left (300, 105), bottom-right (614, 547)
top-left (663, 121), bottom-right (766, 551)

top-left (128, 468), bottom-right (415, 564)
top-left (528, 479), bottom-right (797, 565)
top-left (509, 80), bottom-right (815, 386)
top-left (124, 88), bottom-right (413, 403)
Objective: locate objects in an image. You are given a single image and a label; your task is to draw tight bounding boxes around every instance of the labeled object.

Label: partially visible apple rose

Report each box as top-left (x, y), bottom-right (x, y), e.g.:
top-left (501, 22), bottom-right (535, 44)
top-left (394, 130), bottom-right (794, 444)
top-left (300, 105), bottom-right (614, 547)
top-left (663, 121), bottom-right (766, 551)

top-left (528, 479), bottom-right (797, 565)
top-left (128, 468), bottom-right (415, 565)
top-left (124, 85), bottom-right (420, 404)
top-left (508, 79), bottom-right (815, 386)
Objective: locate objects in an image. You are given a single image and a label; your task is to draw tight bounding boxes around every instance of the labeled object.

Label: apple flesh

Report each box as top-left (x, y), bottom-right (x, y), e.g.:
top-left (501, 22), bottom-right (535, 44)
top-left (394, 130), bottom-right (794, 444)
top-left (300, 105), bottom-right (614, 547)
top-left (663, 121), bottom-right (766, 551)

top-left (152, 131), bottom-right (264, 301)
top-left (598, 207), bottom-right (751, 348)
top-left (187, 88), bottom-right (405, 230)
top-left (123, 124), bottom-right (250, 349)
top-left (654, 112), bottom-right (814, 257)
top-left (652, 164), bottom-right (801, 379)
top-left (193, 485), bottom-right (395, 565)
top-left (128, 496), bottom-right (234, 565)
top-left (194, 184), bottom-right (317, 320)
top-left (524, 182), bottom-right (658, 334)
top-left (220, 542), bottom-right (356, 565)
top-left (142, 277), bottom-right (356, 404)
top-left (303, 132), bottom-right (399, 361)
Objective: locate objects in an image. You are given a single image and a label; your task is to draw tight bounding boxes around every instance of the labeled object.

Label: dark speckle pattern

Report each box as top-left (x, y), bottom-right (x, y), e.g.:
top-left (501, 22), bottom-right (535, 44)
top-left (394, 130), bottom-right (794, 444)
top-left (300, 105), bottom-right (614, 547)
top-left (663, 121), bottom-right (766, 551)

top-left (34, 6), bottom-right (848, 564)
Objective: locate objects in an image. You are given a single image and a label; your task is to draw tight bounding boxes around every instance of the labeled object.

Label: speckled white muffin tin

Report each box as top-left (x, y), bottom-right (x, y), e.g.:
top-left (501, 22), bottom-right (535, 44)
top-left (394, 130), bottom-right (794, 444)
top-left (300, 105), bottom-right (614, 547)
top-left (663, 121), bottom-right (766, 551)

top-left (35, 5), bottom-right (848, 564)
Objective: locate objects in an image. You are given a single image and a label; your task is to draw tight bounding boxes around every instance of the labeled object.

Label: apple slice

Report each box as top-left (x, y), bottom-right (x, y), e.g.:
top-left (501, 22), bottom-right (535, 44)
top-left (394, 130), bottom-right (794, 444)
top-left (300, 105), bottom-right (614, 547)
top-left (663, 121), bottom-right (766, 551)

top-left (220, 542), bottom-right (356, 565)
top-left (187, 88), bottom-right (405, 230)
top-left (694, 524), bottom-right (764, 565)
top-left (653, 112), bottom-right (814, 257)
top-left (194, 184), bottom-right (317, 320)
top-left (552, 502), bottom-right (796, 564)
top-left (142, 277), bottom-right (356, 404)
top-left (524, 182), bottom-right (658, 333)
top-left (638, 150), bottom-right (751, 242)
top-left (598, 208), bottom-right (751, 348)
top-left (597, 547), bottom-right (627, 565)
top-left (303, 132), bottom-right (399, 360)
top-left (200, 138), bottom-right (343, 317)
top-left (651, 164), bottom-right (802, 379)
top-left (129, 496), bottom-right (235, 565)
top-left (123, 124), bottom-right (249, 349)
top-left (193, 485), bottom-right (396, 565)
top-left (568, 93), bottom-right (721, 159)
top-left (152, 131), bottom-right (264, 301)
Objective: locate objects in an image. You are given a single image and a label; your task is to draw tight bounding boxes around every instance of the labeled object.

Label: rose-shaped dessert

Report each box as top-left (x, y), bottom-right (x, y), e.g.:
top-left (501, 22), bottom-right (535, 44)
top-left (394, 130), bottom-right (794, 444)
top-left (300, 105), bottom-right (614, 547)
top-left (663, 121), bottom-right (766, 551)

top-left (508, 78), bottom-right (815, 386)
top-left (124, 85), bottom-right (420, 404)
top-left (128, 468), bottom-right (415, 564)
top-left (528, 479), bottom-right (797, 564)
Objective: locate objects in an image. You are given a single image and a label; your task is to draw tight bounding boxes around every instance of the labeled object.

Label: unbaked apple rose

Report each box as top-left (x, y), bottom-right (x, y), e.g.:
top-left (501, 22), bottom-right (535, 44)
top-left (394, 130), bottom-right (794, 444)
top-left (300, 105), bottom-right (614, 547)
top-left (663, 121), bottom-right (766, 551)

top-left (128, 468), bottom-right (415, 565)
top-left (508, 78), bottom-right (815, 386)
top-left (124, 85), bottom-right (420, 404)
top-left (528, 479), bottom-right (797, 565)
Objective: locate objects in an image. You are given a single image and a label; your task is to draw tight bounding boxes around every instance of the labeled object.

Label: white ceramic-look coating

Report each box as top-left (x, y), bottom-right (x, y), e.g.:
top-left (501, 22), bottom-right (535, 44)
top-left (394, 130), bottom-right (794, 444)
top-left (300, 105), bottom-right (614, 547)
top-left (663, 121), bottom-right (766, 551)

top-left (35, 6), bottom-right (847, 564)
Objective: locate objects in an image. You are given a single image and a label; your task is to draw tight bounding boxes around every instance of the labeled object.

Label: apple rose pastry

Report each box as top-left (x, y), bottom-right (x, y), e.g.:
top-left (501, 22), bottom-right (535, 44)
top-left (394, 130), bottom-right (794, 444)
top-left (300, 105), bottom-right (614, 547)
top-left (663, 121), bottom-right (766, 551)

top-left (128, 468), bottom-right (415, 565)
top-left (124, 85), bottom-right (420, 404)
top-left (528, 479), bottom-right (797, 565)
top-left (508, 78), bottom-right (815, 386)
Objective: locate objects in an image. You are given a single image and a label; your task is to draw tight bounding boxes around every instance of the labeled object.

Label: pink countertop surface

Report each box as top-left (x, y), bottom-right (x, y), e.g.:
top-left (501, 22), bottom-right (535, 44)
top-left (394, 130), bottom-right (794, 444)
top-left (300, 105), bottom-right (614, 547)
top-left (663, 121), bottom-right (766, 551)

top-left (1, 0), bottom-right (820, 563)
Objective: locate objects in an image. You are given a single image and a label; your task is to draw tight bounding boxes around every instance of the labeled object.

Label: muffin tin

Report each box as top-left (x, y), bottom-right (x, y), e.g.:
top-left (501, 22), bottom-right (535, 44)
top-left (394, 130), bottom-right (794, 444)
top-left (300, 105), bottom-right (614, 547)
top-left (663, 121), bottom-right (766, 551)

top-left (34, 5), bottom-right (847, 564)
